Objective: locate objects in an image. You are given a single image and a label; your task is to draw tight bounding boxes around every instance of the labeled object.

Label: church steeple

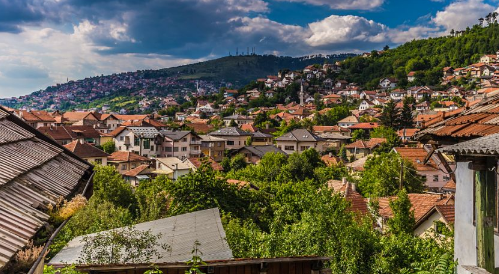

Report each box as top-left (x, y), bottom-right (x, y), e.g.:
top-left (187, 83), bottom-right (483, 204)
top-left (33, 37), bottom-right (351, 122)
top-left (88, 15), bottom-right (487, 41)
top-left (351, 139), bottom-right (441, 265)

top-left (300, 80), bottom-right (304, 106)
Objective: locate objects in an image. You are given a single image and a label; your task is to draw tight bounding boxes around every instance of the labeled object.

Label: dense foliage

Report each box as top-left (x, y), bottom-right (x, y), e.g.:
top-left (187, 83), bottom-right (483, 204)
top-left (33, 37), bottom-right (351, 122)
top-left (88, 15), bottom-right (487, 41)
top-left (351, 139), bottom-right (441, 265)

top-left (339, 22), bottom-right (499, 88)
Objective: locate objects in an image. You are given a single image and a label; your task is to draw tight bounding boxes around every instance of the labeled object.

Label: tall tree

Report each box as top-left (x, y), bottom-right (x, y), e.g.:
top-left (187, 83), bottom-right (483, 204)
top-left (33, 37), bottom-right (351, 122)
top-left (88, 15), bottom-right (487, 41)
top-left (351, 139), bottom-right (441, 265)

top-left (387, 189), bottom-right (415, 235)
top-left (399, 101), bottom-right (414, 128)
top-left (380, 100), bottom-right (399, 129)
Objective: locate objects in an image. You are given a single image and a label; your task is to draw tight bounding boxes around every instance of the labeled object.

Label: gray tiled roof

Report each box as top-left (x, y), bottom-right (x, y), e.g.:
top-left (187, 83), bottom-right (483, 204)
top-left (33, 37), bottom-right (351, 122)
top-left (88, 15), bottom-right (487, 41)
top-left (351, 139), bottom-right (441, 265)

top-left (252, 131), bottom-right (273, 138)
top-left (50, 208), bottom-right (233, 264)
top-left (438, 133), bottom-right (499, 156)
top-left (0, 107), bottom-right (91, 270)
top-left (275, 128), bottom-right (324, 142)
top-left (209, 127), bottom-right (252, 136)
top-left (238, 145), bottom-right (286, 158)
top-left (160, 130), bottom-right (191, 140)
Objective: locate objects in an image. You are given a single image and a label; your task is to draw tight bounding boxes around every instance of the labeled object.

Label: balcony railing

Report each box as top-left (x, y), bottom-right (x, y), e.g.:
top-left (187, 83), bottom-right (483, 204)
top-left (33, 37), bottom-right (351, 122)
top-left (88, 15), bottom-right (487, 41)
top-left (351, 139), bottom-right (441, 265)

top-left (190, 150), bottom-right (202, 155)
top-left (190, 140), bottom-right (202, 145)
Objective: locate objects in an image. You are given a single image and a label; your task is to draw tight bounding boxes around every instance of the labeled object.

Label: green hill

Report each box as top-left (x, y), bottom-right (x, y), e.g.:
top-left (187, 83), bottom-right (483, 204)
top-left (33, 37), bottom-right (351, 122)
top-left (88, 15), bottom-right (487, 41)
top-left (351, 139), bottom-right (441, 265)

top-left (144, 54), bottom-right (354, 84)
top-left (338, 23), bottom-right (499, 89)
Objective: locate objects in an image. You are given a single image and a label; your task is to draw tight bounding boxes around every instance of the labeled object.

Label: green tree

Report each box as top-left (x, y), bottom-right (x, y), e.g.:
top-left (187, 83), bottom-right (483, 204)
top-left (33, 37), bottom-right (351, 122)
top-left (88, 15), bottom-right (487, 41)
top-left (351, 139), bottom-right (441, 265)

top-left (387, 189), bottom-right (415, 235)
top-left (351, 129), bottom-right (366, 141)
top-left (359, 152), bottom-right (425, 197)
top-left (101, 140), bottom-right (116, 154)
top-left (399, 100), bottom-right (414, 128)
top-left (380, 100), bottom-right (399, 129)
top-left (230, 153), bottom-right (247, 171)
top-left (92, 165), bottom-right (137, 212)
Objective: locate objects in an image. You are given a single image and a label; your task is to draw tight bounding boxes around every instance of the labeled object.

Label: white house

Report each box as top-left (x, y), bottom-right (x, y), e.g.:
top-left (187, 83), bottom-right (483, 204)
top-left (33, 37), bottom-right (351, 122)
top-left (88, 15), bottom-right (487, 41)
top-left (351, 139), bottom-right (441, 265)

top-left (113, 126), bottom-right (160, 158)
top-left (358, 100), bottom-right (375, 111)
top-left (338, 115), bottom-right (359, 128)
top-left (379, 77), bottom-right (398, 89)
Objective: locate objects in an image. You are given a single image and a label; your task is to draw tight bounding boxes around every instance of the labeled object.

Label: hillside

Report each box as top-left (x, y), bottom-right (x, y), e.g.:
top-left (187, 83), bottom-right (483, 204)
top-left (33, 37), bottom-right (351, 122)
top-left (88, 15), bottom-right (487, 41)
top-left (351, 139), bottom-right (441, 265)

top-left (144, 54), bottom-right (354, 84)
top-left (339, 22), bottom-right (499, 89)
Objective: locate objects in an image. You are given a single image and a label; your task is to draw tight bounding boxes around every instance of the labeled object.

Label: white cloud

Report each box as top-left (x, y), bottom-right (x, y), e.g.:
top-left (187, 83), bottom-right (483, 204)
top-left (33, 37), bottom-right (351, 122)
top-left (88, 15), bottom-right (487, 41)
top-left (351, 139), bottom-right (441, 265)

top-left (388, 26), bottom-right (442, 44)
top-left (433, 0), bottom-right (493, 31)
top-left (306, 15), bottom-right (387, 47)
top-left (273, 0), bottom-right (384, 10)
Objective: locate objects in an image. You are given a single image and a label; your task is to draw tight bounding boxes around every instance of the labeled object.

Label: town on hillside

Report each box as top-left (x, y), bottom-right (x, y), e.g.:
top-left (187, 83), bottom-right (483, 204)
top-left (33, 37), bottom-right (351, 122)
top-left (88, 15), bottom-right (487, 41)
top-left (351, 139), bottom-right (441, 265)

top-left (7, 21), bottom-right (499, 274)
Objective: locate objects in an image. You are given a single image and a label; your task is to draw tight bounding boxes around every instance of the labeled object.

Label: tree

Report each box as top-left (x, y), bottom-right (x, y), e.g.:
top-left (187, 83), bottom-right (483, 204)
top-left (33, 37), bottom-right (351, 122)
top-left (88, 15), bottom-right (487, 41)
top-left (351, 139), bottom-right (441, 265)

top-left (92, 165), bottom-right (137, 213)
top-left (229, 119), bottom-right (238, 127)
top-left (230, 153), bottom-right (247, 171)
top-left (399, 101), bottom-right (414, 128)
top-left (351, 129), bottom-right (366, 141)
top-left (359, 152), bottom-right (425, 197)
top-left (383, 45), bottom-right (390, 51)
top-left (387, 189), bottom-right (415, 235)
top-left (380, 100), bottom-right (399, 129)
top-left (78, 226), bottom-right (169, 264)
top-left (101, 140), bottom-right (116, 154)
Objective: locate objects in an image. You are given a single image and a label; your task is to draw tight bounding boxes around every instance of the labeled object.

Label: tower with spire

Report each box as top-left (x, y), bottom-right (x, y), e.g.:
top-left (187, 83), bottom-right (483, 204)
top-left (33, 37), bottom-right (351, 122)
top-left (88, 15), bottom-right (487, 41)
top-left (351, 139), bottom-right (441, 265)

top-left (299, 80), bottom-right (304, 106)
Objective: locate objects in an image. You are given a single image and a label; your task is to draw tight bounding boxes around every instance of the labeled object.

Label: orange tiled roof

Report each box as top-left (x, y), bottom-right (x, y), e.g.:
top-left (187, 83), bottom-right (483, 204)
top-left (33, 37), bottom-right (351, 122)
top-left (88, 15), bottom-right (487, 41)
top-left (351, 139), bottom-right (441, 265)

top-left (393, 147), bottom-right (438, 171)
top-left (108, 151), bottom-right (149, 162)
top-left (123, 164), bottom-right (150, 177)
top-left (378, 193), bottom-right (454, 223)
top-left (188, 157), bottom-right (223, 171)
top-left (321, 155), bottom-right (343, 166)
top-left (345, 138), bottom-right (386, 149)
top-left (327, 180), bottom-right (368, 215)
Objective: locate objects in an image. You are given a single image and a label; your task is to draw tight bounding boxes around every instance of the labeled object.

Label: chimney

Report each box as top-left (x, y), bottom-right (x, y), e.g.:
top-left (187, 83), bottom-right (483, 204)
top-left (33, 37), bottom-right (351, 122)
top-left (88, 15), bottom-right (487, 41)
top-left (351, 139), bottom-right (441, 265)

top-left (351, 183), bottom-right (356, 192)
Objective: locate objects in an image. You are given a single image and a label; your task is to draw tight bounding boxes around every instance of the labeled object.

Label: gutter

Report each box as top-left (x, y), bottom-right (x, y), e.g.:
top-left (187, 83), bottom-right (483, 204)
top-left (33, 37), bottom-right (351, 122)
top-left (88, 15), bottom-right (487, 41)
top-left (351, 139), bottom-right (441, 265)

top-left (27, 170), bottom-right (95, 274)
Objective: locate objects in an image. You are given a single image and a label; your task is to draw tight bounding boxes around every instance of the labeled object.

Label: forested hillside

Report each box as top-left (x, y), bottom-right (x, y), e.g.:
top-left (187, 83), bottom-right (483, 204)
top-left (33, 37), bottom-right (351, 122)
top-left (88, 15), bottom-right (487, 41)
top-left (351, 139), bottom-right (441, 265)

top-left (339, 22), bottom-right (499, 89)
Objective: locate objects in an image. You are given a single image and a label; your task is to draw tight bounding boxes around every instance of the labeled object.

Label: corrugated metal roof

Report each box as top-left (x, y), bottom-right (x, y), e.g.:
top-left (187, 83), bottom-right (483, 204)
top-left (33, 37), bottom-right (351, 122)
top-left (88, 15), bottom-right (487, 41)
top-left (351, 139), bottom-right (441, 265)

top-left (438, 133), bottom-right (499, 155)
top-left (0, 107), bottom-right (91, 269)
top-left (50, 208), bottom-right (233, 265)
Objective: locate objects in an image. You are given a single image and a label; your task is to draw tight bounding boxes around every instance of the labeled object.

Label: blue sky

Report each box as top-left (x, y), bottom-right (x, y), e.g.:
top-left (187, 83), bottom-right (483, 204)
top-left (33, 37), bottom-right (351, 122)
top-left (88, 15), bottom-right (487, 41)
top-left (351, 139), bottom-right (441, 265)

top-left (0, 0), bottom-right (497, 97)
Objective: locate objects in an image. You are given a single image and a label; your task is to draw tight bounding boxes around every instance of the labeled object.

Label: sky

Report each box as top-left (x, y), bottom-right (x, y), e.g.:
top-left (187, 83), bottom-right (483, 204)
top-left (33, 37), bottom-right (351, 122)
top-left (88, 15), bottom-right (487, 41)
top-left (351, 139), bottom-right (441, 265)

top-left (0, 0), bottom-right (498, 97)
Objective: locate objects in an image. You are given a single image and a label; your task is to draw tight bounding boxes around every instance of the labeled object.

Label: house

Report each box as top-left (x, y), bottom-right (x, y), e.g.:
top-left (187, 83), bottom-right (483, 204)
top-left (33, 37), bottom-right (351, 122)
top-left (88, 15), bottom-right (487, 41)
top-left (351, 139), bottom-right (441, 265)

top-left (222, 114), bottom-right (254, 127)
top-left (235, 145), bottom-right (286, 164)
top-left (443, 67), bottom-right (454, 77)
top-left (251, 131), bottom-right (273, 145)
top-left (392, 147), bottom-right (450, 191)
top-left (348, 122), bottom-right (379, 135)
top-left (328, 178), bottom-right (368, 216)
top-left (13, 110), bottom-right (56, 128)
top-left (390, 89), bottom-right (406, 100)
top-left (319, 132), bottom-right (352, 151)
top-left (196, 100), bottom-right (215, 113)
top-left (63, 140), bottom-right (109, 165)
top-left (359, 99), bottom-right (375, 111)
top-left (113, 126), bottom-right (160, 158)
top-left (209, 127), bottom-right (252, 150)
top-left (199, 135), bottom-right (226, 162)
top-left (415, 101), bottom-right (430, 112)
top-left (379, 77), bottom-right (398, 89)
top-left (107, 151), bottom-right (151, 174)
top-left (275, 128), bottom-right (325, 154)
top-left (438, 134), bottom-right (499, 273)
top-left (321, 154), bottom-right (344, 166)
top-left (123, 164), bottom-right (154, 186)
top-left (396, 128), bottom-right (419, 142)
top-left (60, 111), bottom-right (100, 125)
top-left (38, 125), bottom-right (103, 146)
top-left (0, 106), bottom-right (92, 272)
top-left (184, 157), bottom-right (224, 171)
top-left (344, 138), bottom-right (386, 159)
top-left (338, 115), bottom-right (359, 128)
top-left (407, 71), bottom-right (416, 82)
top-left (155, 157), bottom-right (192, 180)
top-left (480, 54), bottom-right (497, 64)
top-left (414, 204), bottom-right (455, 237)
top-left (377, 193), bottom-right (454, 235)
top-left (160, 130), bottom-right (202, 159)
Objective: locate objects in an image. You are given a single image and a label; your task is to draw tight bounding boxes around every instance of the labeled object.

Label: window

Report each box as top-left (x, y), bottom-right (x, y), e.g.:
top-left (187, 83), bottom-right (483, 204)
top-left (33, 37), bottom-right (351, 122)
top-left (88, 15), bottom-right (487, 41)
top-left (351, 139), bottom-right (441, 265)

top-left (285, 146), bottom-right (295, 151)
top-left (182, 138), bottom-right (187, 142)
top-left (134, 137), bottom-right (140, 146)
top-left (300, 146), bottom-right (310, 151)
top-left (173, 147), bottom-right (179, 152)
top-left (94, 159), bottom-right (102, 164)
top-left (165, 147), bottom-right (172, 152)
top-left (120, 136), bottom-right (124, 141)
top-left (227, 141), bottom-right (235, 145)
top-left (433, 175), bottom-right (439, 182)
top-left (143, 139), bottom-right (151, 149)
top-left (217, 142), bottom-right (222, 147)
top-left (119, 146), bottom-right (122, 150)
top-left (151, 145), bottom-right (154, 151)
top-left (121, 164), bottom-right (127, 170)
top-left (181, 147), bottom-right (187, 151)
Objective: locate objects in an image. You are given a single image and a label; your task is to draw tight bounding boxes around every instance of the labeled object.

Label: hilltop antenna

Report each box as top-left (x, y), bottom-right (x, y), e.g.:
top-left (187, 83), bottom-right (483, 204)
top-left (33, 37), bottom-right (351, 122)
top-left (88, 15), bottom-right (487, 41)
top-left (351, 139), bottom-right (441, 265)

top-left (236, 47), bottom-right (238, 56)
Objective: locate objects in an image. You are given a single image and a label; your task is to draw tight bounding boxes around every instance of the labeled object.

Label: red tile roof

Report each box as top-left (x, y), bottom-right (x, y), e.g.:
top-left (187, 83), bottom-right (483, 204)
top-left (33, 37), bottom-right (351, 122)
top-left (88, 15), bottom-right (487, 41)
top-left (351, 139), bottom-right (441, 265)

top-left (108, 151), bottom-right (149, 162)
top-left (345, 138), bottom-right (386, 149)
top-left (37, 125), bottom-right (101, 140)
top-left (123, 164), bottom-right (150, 177)
top-left (436, 204), bottom-right (455, 224)
top-left (321, 155), bottom-right (343, 166)
top-left (378, 193), bottom-right (454, 223)
top-left (63, 140), bottom-right (109, 159)
top-left (188, 157), bottom-right (223, 171)
top-left (349, 122), bottom-right (379, 129)
top-left (327, 180), bottom-right (368, 215)
top-left (393, 147), bottom-right (438, 171)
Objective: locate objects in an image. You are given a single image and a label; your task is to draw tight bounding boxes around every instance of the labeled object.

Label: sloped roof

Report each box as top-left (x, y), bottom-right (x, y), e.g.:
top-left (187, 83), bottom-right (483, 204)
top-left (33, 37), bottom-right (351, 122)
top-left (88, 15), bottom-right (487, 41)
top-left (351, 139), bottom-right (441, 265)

top-left (237, 145), bottom-right (286, 158)
top-left (438, 132), bottom-right (499, 156)
top-left (209, 127), bottom-right (252, 137)
top-left (123, 164), bottom-right (151, 177)
top-left (108, 151), bottom-right (149, 162)
top-left (62, 111), bottom-right (98, 122)
top-left (15, 110), bottom-right (56, 122)
top-left (186, 157), bottom-right (223, 171)
top-left (275, 129), bottom-right (324, 142)
top-left (0, 107), bottom-right (91, 270)
top-left (393, 147), bottom-right (438, 171)
top-left (345, 138), bottom-right (386, 149)
top-left (321, 155), bottom-right (343, 166)
top-left (161, 130), bottom-right (195, 141)
top-left (378, 193), bottom-right (454, 223)
top-left (156, 157), bottom-right (191, 170)
top-left (38, 125), bottom-right (101, 140)
top-left (349, 122), bottom-right (379, 130)
top-left (50, 208), bottom-right (233, 264)
top-left (64, 140), bottom-right (109, 159)
top-left (327, 181), bottom-right (368, 215)
top-left (338, 115), bottom-right (359, 124)
top-left (129, 127), bottom-right (160, 139)
top-left (416, 93), bottom-right (499, 141)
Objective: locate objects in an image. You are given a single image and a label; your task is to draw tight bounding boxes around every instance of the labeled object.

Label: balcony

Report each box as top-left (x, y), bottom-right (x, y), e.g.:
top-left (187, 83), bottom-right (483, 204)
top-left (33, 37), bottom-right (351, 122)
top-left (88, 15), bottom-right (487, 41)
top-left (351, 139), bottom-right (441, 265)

top-left (190, 150), bottom-right (202, 156)
top-left (190, 140), bottom-right (202, 145)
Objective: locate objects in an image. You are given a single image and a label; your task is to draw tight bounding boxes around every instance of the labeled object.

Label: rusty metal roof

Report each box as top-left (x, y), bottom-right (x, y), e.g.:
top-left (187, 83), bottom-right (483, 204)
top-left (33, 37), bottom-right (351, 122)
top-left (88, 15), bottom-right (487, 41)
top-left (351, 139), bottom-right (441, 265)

top-left (416, 93), bottom-right (499, 141)
top-left (0, 107), bottom-right (91, 269)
